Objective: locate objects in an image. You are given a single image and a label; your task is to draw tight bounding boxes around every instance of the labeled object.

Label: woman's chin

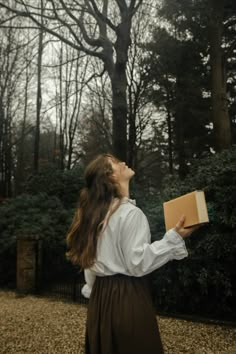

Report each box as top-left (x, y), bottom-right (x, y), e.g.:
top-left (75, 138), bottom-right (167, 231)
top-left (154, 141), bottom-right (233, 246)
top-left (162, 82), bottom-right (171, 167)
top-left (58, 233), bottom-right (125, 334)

top-left (129, 169), bottom-right (135, 177)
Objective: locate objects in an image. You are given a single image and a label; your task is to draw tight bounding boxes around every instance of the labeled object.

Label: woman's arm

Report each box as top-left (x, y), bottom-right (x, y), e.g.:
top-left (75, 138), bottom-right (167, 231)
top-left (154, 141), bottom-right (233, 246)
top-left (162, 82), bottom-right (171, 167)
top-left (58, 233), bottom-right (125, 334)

top-left (120, 208), bottom-right (189, 276)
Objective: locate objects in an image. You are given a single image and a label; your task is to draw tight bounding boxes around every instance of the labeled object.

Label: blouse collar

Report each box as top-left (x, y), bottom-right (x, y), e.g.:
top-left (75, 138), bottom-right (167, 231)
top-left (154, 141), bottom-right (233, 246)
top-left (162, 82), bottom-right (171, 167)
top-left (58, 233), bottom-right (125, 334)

top-left (121, 196), bottom-right (136, 206)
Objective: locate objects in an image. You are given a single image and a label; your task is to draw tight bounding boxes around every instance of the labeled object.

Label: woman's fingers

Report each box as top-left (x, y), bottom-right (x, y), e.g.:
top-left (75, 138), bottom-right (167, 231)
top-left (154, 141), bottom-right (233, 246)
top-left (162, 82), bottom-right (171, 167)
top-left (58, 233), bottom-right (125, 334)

top-left (174, 215), bottom-right (203, 238)
top-left (175, 215), bottom-right (185, 231)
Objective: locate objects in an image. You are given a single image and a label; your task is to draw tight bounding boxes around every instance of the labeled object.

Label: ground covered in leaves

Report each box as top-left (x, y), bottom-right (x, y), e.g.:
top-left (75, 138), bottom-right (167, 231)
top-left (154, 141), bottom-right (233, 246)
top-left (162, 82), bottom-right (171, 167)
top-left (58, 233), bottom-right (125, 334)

top-left (0, 290), bottom-right (235, 354)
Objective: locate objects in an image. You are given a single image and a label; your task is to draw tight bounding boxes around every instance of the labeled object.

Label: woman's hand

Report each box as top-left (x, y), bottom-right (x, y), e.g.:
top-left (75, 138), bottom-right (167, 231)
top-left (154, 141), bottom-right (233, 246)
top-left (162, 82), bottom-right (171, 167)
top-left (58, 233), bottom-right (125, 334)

top-left (174, 215), bottom-right (200, 238)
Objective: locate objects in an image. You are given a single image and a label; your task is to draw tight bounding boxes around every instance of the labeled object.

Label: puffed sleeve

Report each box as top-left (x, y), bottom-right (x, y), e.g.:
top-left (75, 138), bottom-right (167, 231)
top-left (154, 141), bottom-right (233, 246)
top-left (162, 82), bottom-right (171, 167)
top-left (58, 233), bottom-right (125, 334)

top-left (81, 268), bottom-right (96, 299)
top-left (120, 207), bottom-right (188, 276)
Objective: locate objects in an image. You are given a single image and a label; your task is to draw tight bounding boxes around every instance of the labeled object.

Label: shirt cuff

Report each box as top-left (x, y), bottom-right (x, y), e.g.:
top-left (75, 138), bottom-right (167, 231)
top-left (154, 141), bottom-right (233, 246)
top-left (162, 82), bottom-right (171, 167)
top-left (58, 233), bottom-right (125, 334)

top-left (81, 284), bottom-right (92, 299)
top-left (164, 228), bottom-right (188, 260)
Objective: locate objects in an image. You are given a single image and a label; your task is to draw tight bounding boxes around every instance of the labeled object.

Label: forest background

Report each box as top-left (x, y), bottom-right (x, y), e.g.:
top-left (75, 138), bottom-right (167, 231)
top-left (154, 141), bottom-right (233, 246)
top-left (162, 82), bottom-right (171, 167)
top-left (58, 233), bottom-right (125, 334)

top-left (0, 0), bottom-right (235, 321)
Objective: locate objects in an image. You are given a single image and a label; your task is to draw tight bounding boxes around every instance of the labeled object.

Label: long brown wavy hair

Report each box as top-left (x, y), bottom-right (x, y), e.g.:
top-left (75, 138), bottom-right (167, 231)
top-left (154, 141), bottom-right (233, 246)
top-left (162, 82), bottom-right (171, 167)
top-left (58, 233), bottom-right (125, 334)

top-left (65, 153), bottom-right (122, 269)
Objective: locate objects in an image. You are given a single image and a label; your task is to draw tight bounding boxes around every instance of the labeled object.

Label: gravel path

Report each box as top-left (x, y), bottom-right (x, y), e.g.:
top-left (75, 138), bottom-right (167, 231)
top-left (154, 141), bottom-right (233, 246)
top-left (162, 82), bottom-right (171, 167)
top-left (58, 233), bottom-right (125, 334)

top-left (0, 290), bottom-right (235, 354)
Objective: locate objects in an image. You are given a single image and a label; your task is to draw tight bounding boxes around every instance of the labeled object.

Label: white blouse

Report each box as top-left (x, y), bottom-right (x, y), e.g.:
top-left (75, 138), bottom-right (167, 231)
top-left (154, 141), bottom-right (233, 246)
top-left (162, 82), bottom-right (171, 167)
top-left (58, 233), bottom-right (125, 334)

top-left (81, 197), bottom-right (188, 299)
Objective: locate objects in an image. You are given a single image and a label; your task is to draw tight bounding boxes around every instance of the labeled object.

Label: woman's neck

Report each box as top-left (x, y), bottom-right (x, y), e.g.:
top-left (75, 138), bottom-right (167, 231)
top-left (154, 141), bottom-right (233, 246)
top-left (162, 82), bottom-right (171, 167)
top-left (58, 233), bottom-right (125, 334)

top-left (119, 182), bottom-right (130, 198)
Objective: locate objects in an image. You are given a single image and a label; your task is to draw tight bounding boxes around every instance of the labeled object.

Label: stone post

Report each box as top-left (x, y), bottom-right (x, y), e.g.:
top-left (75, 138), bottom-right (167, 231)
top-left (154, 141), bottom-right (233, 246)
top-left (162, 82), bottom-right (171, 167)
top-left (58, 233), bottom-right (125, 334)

top-left (16, 236), bottom-right (42, 294)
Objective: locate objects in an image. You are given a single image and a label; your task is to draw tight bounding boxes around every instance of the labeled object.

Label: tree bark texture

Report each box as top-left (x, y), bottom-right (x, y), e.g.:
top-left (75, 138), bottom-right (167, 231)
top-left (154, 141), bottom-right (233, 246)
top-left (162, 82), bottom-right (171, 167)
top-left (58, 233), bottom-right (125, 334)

top-left (175, 76), bottom-right (188, 179)
top-left (209, 0), bottom-right (232, 151)
top-left (107, 13), bottom-right (133, 162)
top-left (34, 1), bottom-right (44, 173)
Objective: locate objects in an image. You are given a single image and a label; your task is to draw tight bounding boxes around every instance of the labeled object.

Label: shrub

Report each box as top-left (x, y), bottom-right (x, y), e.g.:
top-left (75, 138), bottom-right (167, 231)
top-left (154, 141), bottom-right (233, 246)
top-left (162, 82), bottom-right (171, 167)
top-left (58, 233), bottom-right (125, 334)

top-left (0, 193), bottom-right (75, 286)
top-left (138, 148), bottom-right (236, 320)
top-left (154, 149), bottom-right (236, 319)
top-left (24, 165), bottom-right (84, 208)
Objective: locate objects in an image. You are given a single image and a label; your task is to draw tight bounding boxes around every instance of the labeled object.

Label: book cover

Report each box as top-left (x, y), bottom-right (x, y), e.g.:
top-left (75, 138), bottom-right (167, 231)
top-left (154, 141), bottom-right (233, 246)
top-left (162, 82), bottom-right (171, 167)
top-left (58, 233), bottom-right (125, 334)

top-left (163, 190), bottom-right (209, 231)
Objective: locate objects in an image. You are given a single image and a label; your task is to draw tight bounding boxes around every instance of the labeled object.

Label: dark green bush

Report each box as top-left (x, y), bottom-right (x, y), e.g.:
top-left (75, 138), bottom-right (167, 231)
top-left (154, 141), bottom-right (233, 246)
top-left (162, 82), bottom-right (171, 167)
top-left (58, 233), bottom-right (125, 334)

top-left (0, 193), bottom-right (75, 286)
top-left (0, 166), bottom-right (84, 287)
top-left (146, 148), bottom-right (236, 320)
top-left (25, 166), bottom-right (84, 208)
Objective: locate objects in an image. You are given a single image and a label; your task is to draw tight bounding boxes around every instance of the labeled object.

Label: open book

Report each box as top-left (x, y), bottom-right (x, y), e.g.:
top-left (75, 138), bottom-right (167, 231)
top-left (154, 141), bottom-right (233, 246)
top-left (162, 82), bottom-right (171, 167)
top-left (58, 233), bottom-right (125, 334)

top-left (163, 190), bottom-right (209, 231)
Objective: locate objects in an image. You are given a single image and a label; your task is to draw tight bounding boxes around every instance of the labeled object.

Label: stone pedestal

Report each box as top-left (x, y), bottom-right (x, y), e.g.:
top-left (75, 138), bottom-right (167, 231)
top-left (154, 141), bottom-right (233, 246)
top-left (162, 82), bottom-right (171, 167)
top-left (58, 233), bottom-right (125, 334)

top-left (16, 236), bottom-right (42, 294)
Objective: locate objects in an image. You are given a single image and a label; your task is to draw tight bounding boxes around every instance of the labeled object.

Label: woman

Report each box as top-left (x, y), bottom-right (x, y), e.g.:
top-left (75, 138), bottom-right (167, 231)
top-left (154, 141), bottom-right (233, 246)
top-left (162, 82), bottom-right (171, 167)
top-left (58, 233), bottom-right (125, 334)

top-left (66, 153), bottom-right (198, 354)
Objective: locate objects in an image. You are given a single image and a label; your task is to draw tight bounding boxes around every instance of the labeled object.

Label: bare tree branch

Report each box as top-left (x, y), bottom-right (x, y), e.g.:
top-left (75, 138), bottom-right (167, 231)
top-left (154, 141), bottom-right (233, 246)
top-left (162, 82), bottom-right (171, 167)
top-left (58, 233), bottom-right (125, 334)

top-left (0, 2), bottom-right (57, 21)
top-left (133, 0), bottom-right (143, 14)
top-left (0, 25), bottom-right (42, 29)
top-left (49, 0), bottom-right (86, 48)
top-left (0, 1), bottom-right (105, 59)
top-left (77, 11), bottom-right (103, 47)
top-left (0, 14), bottom-right (19, 25)
top-left (43, 54), bottom-right (87, 68)
top-left (87, 0), bottom-right (117, 32)
top-left (116, 0), bottom-right (128, 13)
top-left (57, 0), bottom-right (101, 47)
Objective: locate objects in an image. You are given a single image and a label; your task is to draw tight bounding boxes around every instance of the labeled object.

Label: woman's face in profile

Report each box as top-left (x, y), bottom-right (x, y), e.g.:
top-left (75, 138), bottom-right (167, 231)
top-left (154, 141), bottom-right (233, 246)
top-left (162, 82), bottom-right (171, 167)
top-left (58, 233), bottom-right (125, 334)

top-left (108, 158), bottom-right (135, 183)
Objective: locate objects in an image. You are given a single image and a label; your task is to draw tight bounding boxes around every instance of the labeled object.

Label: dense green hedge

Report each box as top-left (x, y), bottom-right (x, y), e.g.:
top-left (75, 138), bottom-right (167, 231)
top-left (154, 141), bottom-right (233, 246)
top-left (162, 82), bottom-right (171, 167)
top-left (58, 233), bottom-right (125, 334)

top-left (138, 148), bottom-right (236, 320)
top-left (0, 193), bottom-right (74, 286)
top-left (25, 165), bottom-right (84, 208)
top-left (0, 166), bottom-right (85, 287)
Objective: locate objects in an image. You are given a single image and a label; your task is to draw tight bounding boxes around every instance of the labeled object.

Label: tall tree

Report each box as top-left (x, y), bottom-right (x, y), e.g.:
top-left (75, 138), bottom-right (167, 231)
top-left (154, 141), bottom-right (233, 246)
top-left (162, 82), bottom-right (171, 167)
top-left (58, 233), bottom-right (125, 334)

top-left (126, 4), bottom-right (153, 170)
top-left (54, 42), bottom-right (90, 170)
top-left (155, 0), bottom-right (236, 153)
top-left (142, 0), bottom-right (236, 179)
top-left (142, 26), bottom-right (210, 177)
top-left (208, 0), bottom-right (233, 151)
top-left (0, 22), bottom-right (25, 197)
top-left (15, 55), bottom-right (33, 194)
top-left (34, 0), bottom-right (44, 172)
top-left (0, 0), bottom-right (143, 161)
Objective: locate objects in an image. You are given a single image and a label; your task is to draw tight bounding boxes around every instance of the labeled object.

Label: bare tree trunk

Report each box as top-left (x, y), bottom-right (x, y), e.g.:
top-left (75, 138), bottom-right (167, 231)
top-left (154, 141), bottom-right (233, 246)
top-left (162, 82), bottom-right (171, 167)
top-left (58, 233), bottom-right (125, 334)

top-left (0, 96), bottom-right (5, 197)
top-left (67, 55), bottom-right (86, 170)
top-left (15, 66), bottom-right (29, 195)
top-left (175, 76), bottom-right (188, 178)
top-left (0, 28), bottom-right (17, 198)
top-left (34, 0), bottom-right (44, 173)
top-left (162, 72), bottom-right (174, 174)
top-left (110, 14), bottom-right (133, 161)
top-left (111, 68), bottom-right (127, 161)
top-left (127, 50), bottom-right (138, 169)
top-left (209, 0), bottom-right (232, 151)
top-left (166, 104), bottom-right (173, 175)
top-left (59, 44), bottom-right (65, 170)
top-left (5, 112), bottom-right (12, 197)
top-left (127, 109), bottom-right (136, 168)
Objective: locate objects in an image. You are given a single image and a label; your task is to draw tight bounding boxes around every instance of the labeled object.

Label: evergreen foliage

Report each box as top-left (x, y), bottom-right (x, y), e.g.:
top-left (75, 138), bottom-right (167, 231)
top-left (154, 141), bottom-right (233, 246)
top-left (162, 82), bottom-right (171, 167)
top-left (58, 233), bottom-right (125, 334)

top-left (141, 0), bottom-right (211, 177)
top-left (140, 148), bottom-right (236, 320)
top-left (141, 0), bottom-right (236, 175)
top-left (0, 193), bottom-right (74, 286)
top-left (25, 165), bottom-right (84, 208)
top-left (0, 165), bottom-right (85, 286)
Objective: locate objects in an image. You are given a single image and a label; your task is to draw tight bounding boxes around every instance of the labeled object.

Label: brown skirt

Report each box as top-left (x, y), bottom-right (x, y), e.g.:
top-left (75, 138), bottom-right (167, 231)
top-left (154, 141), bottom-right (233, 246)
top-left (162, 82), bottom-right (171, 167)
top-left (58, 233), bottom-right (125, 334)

top-left (85, 274), bottom-right (164, 354)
